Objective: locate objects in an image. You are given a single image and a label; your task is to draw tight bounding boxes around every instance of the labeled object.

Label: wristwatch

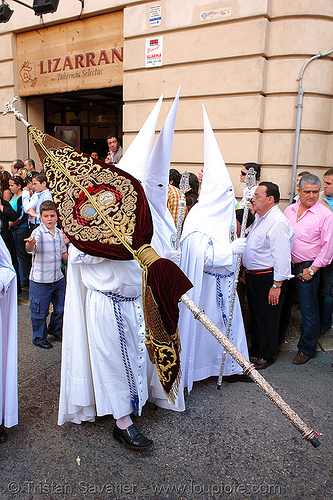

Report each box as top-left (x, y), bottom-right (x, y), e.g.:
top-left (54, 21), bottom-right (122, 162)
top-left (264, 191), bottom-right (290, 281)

top-left (308, 267), bottom-right (315, 276)
top-left (272, 283), bottom-right (282, 289)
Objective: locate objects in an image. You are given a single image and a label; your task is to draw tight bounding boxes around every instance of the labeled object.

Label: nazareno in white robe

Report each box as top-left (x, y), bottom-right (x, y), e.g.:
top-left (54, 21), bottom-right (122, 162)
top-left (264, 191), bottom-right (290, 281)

top-left (177, 106), bottom-right (249, 393)
top-left (58, 93), bottom-right (187, 424)
top-left (0, 236), bottom-right (18, 428)
top-left (58, 243), bottom-right (184, 426)
top-left (146, 204), bottom-right (185, 412)
top-left (118, 88), bottom-right (185, 412)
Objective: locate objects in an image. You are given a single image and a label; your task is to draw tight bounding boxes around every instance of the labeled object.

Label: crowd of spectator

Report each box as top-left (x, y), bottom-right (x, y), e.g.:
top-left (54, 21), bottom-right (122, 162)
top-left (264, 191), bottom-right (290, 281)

top-left (168, 165), bottom-right (333, 369)
top-left (1, 147), bottom-right (333, 367)
top-left (0, 129), bottom-right (125, 352)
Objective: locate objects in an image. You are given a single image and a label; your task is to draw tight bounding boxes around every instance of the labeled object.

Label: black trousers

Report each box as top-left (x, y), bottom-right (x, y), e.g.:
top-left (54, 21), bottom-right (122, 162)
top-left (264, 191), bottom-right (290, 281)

top-left (246, 271), bottom-right (286, 362)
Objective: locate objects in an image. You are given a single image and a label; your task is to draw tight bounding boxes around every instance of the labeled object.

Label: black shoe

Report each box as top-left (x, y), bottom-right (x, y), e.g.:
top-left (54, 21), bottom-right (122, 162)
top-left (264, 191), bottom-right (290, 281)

top-left (49, 334), bottom-right (62, 341)
top-left (0, 427), bottom-right (8, 443)
top-left (223, 374), bottom-right (253, 383)
top-left (113, 424), bottom-right (153, 450)
top-left (34, 340), bottom-right (53, 349)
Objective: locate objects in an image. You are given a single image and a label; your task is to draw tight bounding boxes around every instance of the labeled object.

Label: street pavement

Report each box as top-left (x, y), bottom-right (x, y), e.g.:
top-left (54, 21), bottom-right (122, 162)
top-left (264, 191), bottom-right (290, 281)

top-left (0, 292), bottom-right (332, 500)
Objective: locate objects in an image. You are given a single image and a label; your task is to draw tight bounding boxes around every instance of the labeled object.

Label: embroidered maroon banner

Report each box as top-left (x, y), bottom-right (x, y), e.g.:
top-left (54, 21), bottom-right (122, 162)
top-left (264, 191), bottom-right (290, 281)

top-left (29, 127), bottom-right (152, 260)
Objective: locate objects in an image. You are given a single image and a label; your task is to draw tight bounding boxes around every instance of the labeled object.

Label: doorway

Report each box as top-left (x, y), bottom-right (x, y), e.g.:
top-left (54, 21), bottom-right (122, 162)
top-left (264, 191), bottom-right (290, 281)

top-left (42, 86), bottom-right (123, 161)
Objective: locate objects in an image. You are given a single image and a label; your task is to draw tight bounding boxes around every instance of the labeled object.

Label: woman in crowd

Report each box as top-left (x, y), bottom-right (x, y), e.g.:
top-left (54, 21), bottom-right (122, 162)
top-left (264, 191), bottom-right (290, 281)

top-left (0, 171), bottom-right (12, 202)
top-left (0, 189), bottom-right (21, 294)
top-left (185, 172), bottom-right (200, 211)
top-left (9, 175), bottom-right (31, 288)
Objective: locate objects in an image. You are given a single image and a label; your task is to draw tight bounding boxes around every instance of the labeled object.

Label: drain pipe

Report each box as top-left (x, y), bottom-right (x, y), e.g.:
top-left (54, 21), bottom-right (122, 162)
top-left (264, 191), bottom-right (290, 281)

top-left (289, 49), bottom-right (333, 204)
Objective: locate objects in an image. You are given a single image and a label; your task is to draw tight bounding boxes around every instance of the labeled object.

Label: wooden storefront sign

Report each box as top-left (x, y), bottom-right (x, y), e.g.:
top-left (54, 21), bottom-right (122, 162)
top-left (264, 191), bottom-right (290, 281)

top-left (17, 11), bottom-right (123, 96)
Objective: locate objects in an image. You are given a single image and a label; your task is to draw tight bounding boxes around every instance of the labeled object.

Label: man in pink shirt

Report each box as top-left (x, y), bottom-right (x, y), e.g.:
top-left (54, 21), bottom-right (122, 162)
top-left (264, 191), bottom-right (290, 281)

top-left (284, 173), bottom-right (333, 364)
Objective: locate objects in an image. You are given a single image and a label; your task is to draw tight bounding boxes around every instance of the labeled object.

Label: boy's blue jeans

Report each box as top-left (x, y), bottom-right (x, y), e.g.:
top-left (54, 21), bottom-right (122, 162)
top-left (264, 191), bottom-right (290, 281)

top-left (29, 278), bottom-right (66, 345)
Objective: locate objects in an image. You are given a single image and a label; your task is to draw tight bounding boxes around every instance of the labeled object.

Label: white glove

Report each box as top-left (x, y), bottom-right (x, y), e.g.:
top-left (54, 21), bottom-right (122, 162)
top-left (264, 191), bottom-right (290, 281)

top-left (231, 237), bottom-right (247, 255)
top-left (165, 249), bottom-right (181, 266)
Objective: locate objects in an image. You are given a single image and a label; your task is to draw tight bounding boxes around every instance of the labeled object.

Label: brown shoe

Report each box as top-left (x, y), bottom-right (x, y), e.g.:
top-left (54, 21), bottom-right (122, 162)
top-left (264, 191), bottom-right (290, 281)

top-left (253, 358), bottom-right (273, 370)
top-left (293, 351), bottom-right (311, 365)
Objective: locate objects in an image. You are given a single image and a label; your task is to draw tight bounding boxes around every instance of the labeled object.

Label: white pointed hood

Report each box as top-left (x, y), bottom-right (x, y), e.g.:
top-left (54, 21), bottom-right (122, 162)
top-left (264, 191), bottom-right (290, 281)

top-left (145, 88), bottom-right (181, 253)
top-left (117, 95), bottom-right (163, 184)
top-left (181, 105), bottom-right (236, 246)
top-left (145, 87), bottom-right (180, 213)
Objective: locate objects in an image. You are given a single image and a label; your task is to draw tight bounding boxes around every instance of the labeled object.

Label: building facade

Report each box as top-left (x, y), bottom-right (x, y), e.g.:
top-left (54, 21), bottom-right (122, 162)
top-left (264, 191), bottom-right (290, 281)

top-left (0, 0), bottom-right (332, 204)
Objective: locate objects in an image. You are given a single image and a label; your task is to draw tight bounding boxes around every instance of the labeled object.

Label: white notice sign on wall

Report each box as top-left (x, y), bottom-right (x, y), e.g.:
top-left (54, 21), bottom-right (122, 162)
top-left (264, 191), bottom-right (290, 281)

top-left (150, 5), bottom-right (161, 27)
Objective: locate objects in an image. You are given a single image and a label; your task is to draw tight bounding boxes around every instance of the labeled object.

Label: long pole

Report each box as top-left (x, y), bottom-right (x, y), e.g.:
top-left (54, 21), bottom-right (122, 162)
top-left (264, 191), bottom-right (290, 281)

top-left (217, 168), bottom-right (256, 387)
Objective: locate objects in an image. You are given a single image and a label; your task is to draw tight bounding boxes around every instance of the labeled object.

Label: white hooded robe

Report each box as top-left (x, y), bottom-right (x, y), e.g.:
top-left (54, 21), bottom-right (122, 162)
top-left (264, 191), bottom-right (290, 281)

top-left (178, 106), bottom-right (249, 392)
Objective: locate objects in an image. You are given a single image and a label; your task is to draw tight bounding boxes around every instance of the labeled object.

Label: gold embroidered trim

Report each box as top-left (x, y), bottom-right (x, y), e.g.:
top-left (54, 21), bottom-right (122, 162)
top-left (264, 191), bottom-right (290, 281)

top-left (144, 285), bottom-right (181, 403)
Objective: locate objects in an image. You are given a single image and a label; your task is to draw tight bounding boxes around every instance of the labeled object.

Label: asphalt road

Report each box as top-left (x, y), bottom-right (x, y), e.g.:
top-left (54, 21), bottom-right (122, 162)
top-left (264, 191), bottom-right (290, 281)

top-left (0, 295), bottom-right (332, 500)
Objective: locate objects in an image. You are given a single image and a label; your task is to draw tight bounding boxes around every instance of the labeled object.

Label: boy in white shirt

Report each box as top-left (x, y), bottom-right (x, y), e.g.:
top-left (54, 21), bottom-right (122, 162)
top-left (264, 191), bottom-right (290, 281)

top-left (25, 201), bottom-right (68, 349)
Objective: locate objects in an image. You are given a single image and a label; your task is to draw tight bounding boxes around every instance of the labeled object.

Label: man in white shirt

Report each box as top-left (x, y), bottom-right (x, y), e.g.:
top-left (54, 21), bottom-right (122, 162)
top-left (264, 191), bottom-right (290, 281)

top-left (242, 182), bottom-right (294, 369)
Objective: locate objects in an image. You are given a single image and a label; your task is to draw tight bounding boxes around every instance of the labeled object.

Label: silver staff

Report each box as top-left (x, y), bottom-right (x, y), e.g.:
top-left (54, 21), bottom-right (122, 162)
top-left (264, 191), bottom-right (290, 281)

top-left (174, 170), bottom-right (189, 250)
top-left (3, 97), bottom-right (31, 127)
top-left (217, 168), bottom-right (256, 388)
top-left (4, 100), bottom-right (320, 448)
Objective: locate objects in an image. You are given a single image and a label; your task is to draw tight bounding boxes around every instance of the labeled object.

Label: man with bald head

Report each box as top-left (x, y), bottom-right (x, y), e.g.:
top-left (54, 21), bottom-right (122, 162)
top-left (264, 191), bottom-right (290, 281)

top-left (24, 159), bottom-right (37, 173)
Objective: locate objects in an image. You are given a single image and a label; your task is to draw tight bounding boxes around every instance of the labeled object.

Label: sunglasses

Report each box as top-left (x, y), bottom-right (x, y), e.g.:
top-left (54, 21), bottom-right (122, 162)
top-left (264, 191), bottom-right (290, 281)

top-left (240, 170), bottom-right (247, 176)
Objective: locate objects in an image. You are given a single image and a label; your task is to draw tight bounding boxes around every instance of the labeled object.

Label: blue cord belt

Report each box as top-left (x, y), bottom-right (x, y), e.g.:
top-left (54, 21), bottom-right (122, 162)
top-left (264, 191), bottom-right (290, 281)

top-left (204, 270), bottom-right (234, 327)
top-left (101, 291), bottom-right (140, 415)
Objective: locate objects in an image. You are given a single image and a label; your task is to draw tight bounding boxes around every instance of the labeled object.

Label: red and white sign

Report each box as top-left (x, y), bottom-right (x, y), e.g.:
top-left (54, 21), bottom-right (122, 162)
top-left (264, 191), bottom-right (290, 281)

top-left (145, 37), bottom-right (163, 68)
